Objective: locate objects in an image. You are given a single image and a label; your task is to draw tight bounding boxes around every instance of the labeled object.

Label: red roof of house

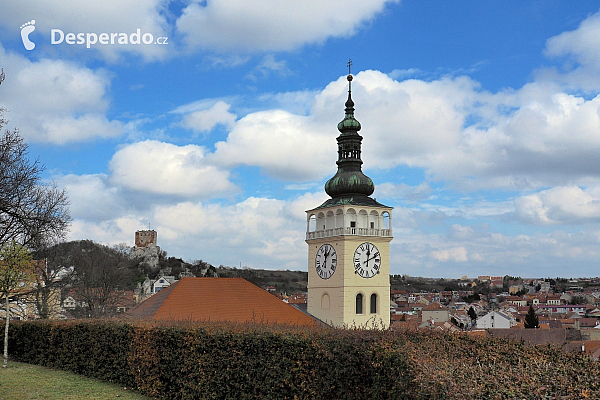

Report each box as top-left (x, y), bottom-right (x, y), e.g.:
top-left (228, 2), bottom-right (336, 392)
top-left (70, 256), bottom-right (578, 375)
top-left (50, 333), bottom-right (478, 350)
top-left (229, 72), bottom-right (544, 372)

top-left (127, 277), bottom-right (319, 326)
top-left (422, 302), bottom-right (448, 311)
top-left (287, 293), bottom-right (307, 305)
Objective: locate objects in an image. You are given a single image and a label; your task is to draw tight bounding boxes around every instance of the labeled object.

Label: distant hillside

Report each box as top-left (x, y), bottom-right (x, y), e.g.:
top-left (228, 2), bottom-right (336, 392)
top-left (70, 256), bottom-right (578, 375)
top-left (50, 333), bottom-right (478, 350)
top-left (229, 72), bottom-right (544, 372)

top-left (41, 241), bottom-right (555, 296)
top-left (34, 240), bottom-right (218, 291)
top-left (216, 267), bottom-right (307, 294)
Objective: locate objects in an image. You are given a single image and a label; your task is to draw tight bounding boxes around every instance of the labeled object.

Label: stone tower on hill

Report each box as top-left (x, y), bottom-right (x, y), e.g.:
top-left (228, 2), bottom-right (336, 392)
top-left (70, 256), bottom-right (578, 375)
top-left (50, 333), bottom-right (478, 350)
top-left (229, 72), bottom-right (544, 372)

top-left (135, 229), bottom-right (157, 247)
top-left (131, 229), bottom-right (161, 271)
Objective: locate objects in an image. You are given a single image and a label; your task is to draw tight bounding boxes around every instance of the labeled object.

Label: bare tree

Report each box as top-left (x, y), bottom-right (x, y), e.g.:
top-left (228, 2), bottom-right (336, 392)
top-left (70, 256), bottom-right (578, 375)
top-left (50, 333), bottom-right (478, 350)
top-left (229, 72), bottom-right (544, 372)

top-left (31, 238), bottom-right (76, 319)
top-left (1, 71), bottom-right (71, 321)
top-left (0, 128), bottom-right (71, 248)
top-left (1, 69), bottom-right (70, 248)
top-left (70, 240), bottom-right (134, 318)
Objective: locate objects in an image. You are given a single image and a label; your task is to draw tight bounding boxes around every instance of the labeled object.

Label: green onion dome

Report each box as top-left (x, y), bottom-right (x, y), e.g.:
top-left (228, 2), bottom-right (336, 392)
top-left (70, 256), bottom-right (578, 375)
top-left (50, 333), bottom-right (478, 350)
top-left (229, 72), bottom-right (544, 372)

top-left (324, 73), bottom-right (374, 199)
top-left (325, 169), bottom-right (374, 198)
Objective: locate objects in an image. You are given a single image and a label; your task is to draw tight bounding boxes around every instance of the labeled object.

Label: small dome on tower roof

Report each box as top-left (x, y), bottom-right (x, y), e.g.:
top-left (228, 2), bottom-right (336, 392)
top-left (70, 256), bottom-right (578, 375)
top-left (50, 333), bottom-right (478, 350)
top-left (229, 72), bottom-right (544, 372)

top-left (337, 114), bottom-right (361, 132)
top-left (325, 170), bottom-right (374, 198)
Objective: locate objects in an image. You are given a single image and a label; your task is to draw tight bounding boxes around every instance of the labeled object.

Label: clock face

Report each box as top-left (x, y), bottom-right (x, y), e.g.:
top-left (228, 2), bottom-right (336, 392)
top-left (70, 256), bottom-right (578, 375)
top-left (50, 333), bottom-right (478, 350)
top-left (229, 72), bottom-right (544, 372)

top-left (315, 244), bottom-right (337, 279)
top-left (353, 242), bottom-right (381, 278)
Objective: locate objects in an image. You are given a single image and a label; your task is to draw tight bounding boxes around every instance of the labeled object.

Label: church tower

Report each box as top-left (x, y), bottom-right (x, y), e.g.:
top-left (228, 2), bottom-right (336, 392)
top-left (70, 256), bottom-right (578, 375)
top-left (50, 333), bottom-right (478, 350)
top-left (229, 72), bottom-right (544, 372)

top-left (306, 64), bottom-right (392, 329)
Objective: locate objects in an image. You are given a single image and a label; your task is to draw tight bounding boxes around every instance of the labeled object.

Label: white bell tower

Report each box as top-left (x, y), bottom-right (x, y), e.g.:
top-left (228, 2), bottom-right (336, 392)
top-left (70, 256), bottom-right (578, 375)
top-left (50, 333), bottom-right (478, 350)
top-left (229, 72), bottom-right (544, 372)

top-left (306, 62), bottom-right (392, 329)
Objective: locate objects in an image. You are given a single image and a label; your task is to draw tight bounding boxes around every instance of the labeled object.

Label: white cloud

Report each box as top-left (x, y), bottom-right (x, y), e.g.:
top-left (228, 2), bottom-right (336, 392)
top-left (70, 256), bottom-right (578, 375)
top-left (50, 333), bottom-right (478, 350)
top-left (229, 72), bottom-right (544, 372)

top-left (310, 71), bottom-right (482, 171)
top-left (154, 196), bottom-right (308, 268)
top-left (307, 70), bottom-right (600, 191)
top-left (181, 100), bottom-right (236, 133)
top-left (109, 140), bottom-right (237, 198)
top-left (430, 247), bottom-right (468, 262)
top-left (246, 54), bottom-right (292, 81)
top-left (540, 10), bottom-right (600, 90)
top-left (545, 11), bottom-right (600, 70)
top-left (176, 0), bottom-right (399, 52)
top-left (257, 90), bottom-right (319, 116)
top-left (202, 55), bottom-right (251, 69)
top-left (42, 115), bottom-right (123, 145)
top-left (448, 224), bottom-right (475, 240)
top-left (0, 0), bottom-right (171, 62)
top-left (170, 97), bottom-right (239, 115)
top-left (60, 172), bottom-right (327, 269)
top-left (24, 7), bottom-right (600, 279)
top-left (387, 68), bottom-right (422, 80)
top-left (58, 174), bottom-right (124, 221)
top-left (211, 109), bottom-right (334, 181)
top-left (375, 182), bottom-right (432, 202)
top-left (205, 72), bottom-right (482, 183)
top-left (60, 171), bottom-right (600, 276)
top-left (68, 216), bottom-right (147, 246)
top-left (0, 45), bottom-right (122, 144)
top-left (514, 186), bottom-right (600, 225)
top-left (391, 213), bottom-right (600, 277)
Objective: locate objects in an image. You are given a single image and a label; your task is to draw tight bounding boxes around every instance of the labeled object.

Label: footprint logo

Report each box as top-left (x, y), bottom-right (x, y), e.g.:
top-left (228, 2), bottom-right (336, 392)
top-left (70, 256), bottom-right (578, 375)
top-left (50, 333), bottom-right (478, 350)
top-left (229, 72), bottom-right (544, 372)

top-left (20, 20), bottom-right (36, 50)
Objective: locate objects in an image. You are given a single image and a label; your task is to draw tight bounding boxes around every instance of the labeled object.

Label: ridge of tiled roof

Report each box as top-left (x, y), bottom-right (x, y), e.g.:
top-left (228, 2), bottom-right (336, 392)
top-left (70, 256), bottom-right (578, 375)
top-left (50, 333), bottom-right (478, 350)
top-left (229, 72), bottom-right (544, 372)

top-left (127, 277), bottom-right (320, 326)
top-left (422, 302), bottom-right (447, 311)
top-left (127, 281), bottom-right (179, 319)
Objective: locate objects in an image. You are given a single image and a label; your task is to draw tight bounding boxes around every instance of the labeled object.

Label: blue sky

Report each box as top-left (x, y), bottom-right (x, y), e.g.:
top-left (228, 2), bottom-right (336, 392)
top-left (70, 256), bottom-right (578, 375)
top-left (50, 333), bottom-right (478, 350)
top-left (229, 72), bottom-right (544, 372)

top-left (1, 1), bottom-right (600, 278)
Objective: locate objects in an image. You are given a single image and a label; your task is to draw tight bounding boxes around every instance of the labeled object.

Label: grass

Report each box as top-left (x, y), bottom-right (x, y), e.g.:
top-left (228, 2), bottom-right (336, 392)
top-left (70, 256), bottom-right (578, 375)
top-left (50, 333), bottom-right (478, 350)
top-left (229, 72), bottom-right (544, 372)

top-left (0, 362), bottom-right (153, 400)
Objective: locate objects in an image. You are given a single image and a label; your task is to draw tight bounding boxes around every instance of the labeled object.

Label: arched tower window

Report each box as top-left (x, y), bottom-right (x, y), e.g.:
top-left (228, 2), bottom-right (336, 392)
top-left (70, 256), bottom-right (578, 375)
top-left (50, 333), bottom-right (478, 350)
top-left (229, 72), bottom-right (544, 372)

top-left (335, 209), bottom-right (344, 229)
top-left (321, 293), bottom-right (330, 310)
top-left (356, 293), bottom-right (364, 314)
top-left (370, 293), bottom-right (378, 314)
top-left (308, 214), bottom-right (316, 232)
top-left (382, 211), bottom-right (391, 230)
top-left (325, 210), bottom-right (335, 230)
top-left (347, 209), bottom-right (357, 234)
top-left (369, 210), bottom-right (379, 231)
top-left (317, 212), bottom-right (326, 231)
top-left (358, 209), bottom-right (368, 229)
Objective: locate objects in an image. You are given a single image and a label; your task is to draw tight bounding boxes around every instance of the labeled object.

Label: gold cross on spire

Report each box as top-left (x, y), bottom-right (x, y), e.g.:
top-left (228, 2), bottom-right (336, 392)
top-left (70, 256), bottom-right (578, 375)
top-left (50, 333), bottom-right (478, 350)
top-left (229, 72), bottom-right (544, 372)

top-left (347, 59), bottom-right (352, 75)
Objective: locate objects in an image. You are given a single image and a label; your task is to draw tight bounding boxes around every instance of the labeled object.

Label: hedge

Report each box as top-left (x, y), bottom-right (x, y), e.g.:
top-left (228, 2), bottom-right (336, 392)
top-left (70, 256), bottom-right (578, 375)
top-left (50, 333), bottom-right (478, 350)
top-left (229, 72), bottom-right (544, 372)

top-left (4, 320), bottom-right (600, 399)
top-left (4, 320), bottom-right (413, 399)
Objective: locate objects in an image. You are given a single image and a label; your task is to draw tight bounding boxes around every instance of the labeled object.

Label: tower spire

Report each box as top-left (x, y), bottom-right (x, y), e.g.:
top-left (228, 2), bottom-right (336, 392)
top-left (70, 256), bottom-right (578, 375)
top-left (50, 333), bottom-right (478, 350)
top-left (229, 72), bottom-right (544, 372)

top-left (324, 61), bottom-right (375, 200)
top-left (345, 58), bottom-right (355, 117)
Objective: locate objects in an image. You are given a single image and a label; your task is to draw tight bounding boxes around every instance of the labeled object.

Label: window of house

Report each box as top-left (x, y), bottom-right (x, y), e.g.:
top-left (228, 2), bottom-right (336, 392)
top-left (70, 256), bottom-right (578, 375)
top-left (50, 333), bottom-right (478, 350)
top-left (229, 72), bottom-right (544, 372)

top-left (350, 221), bottom-right (356, 228)
top-left (356, 293), bottom-right (363, 314)
top-left (370, 293), bottom-right (378, 314)
top-left (370, 222), bottom-right (374, 229)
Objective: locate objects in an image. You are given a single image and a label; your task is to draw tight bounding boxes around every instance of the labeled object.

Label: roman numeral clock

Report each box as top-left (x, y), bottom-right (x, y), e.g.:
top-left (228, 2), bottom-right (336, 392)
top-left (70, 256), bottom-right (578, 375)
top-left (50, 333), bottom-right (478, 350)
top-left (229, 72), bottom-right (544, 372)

top-left (306, 64), bottom-right (392, 329)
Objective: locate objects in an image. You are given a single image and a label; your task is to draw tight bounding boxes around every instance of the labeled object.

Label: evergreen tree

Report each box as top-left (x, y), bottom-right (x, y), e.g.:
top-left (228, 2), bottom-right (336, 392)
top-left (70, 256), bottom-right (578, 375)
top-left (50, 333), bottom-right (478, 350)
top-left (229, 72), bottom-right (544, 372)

top-left (524, 305), bottom-right (539, 329)
top-left (468, 306), bottom-right (477, 322)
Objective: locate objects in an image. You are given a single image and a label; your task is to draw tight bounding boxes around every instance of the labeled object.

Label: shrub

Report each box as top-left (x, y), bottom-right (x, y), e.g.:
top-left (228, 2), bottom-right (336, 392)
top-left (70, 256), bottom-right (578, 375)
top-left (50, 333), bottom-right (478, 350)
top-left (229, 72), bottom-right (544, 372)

top-left (4, 320), bottom-right (599, 399)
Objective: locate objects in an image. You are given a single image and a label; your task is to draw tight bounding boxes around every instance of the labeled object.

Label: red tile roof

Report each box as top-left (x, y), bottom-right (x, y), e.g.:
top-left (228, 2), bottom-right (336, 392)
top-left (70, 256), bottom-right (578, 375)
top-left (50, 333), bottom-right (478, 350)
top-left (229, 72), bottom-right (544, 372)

top-left (127, 277), bottom-right (319, 326)
top-left (422, 302), bottom-right (447, 311)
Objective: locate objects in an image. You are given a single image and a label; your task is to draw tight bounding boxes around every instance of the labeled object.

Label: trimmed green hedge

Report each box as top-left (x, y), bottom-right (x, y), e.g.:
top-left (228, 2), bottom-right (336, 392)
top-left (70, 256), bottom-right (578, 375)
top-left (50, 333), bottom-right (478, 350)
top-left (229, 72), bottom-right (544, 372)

top-left (5, 321), bottom-right (413, 399)
top-left (6, 321), bottom-right (600, 399)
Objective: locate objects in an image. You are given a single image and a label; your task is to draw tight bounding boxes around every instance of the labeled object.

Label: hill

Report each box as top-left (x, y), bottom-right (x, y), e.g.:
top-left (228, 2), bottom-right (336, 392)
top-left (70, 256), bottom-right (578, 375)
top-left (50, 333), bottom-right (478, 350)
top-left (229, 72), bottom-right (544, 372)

top-left (34, 240), bottom-right (218, 291)
top-left (216, 266), bottom-right (307, 293)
